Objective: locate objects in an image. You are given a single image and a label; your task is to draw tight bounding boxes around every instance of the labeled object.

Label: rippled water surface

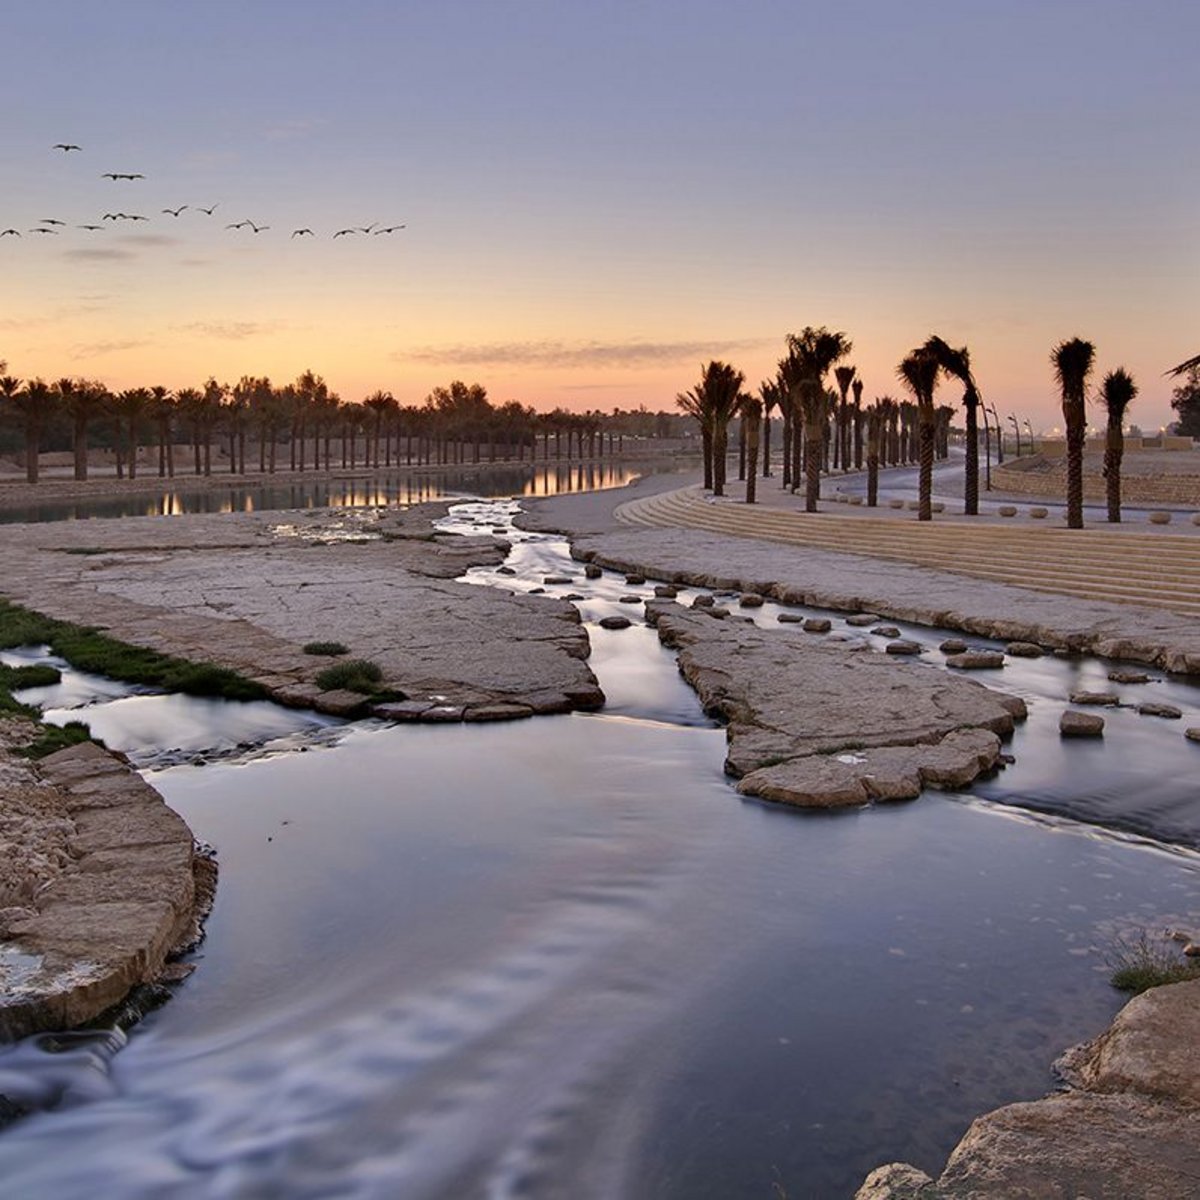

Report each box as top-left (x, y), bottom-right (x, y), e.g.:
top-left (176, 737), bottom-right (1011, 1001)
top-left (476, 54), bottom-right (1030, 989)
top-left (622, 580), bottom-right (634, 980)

top-left (1, 500), bottom-right (1198, 1199)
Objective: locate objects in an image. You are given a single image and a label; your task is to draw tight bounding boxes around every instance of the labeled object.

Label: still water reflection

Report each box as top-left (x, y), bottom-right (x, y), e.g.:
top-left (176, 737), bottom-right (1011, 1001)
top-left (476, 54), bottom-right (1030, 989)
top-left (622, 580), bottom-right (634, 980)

top-left (0, 501), bottom-right (1196, 1199)
top-left (0, 462), bottom-right (655, 525)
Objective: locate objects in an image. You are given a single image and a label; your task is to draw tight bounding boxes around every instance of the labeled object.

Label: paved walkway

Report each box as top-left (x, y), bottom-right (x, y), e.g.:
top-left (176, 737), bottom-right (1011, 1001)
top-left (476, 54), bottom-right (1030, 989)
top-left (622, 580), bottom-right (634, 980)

top-left (615, 484), bottom-right (1200, 618)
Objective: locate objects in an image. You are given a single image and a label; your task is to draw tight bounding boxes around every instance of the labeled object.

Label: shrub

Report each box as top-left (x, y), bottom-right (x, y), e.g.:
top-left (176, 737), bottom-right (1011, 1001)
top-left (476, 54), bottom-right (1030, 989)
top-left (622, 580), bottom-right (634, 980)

top-left (303, 641), bottom-right (349, 657)
top-left (1108, 931), bottom-right (1200, 995)
top-left (315, 659), bottom-right (384, 694)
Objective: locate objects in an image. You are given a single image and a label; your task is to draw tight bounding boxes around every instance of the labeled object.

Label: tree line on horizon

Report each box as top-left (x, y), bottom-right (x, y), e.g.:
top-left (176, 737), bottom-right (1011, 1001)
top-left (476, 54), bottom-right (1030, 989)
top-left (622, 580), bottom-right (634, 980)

top-left (0, 368), bottom-right (699, 485)
top-left (675, 328), bottom-right (1186, 527)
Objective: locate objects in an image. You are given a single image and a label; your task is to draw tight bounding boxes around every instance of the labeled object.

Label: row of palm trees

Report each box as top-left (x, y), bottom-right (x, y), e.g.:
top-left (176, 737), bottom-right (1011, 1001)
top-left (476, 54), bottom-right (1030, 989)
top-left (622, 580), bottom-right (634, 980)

top-left (0, 366), bottom-right (673, 485)
top-left (677, 330), bottom-right (1146, 525)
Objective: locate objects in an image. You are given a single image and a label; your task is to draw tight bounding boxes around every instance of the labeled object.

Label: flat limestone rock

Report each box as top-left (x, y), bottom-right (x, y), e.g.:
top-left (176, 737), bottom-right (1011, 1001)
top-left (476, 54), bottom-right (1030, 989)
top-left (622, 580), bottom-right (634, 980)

top-left (0, 508), bottom-right (602, 720)
top-left (644, 601), bottom-right (1025, 789)
top-left (738, 729), bottom-right (1001, 809)
top-left (1137, 702), bottom-right (1182, 719)
top-left (1109, 669), bottom-right (1152, 684)
top-left (1005, 641), bottom-right (1043, 658)
top-left (1, 742), bottom-right (200, 1041)
top-left (1070, 690), bottom-right (1120, 706)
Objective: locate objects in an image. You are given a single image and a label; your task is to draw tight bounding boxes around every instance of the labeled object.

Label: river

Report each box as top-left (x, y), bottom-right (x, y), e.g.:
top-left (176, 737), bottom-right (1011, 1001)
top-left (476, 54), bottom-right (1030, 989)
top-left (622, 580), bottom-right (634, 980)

top-left (0, 497), bottom-right (1197, 1198)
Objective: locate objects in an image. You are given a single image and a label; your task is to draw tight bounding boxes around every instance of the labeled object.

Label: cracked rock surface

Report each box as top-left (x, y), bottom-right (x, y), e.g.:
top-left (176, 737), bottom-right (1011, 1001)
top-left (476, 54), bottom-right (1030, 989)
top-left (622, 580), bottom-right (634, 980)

top-left (644, 600), bottom-right (1025, 807)
top-left (0, 507), bottom-right (602, 719)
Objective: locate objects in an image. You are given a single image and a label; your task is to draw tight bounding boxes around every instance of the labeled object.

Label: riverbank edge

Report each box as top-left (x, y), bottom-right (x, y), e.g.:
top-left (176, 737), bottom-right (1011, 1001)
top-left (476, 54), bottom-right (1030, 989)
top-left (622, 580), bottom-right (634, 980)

top-left (1, 740), bottom-right (211, 1043)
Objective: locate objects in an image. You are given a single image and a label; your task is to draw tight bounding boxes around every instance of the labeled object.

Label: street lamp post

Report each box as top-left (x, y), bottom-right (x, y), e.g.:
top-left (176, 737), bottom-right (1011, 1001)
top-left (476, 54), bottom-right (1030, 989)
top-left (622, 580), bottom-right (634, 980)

top-left (1024, 419), bottom-right (1034, 454)
top-left (1008, 413), bottom-right (1021, 457)
top-left (988, 405), bottom-right (1004, 463)
top-left (981, 405), bottom-right (993, 490)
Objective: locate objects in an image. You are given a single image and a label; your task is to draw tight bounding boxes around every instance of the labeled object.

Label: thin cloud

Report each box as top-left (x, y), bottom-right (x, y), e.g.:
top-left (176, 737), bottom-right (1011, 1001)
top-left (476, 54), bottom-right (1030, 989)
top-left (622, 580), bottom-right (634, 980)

top-left (64, 248), bottom-right (136, 262)
top-left (70, 339), bottom-right (150, 360)
top-left (396, 338), bottom-right (772, 370)
top-left (177, 320), bottom-right (284, 340)
top-left (263, 116), bottom-right (328, 141)
top-left (117, 234), bottom-right (183, 248)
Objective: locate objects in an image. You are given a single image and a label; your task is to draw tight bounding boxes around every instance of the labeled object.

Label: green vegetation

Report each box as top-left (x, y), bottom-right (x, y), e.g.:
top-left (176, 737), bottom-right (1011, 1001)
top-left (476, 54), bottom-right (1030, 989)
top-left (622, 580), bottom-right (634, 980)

top-left (0, 663), bottom-right (94, 758)
top-left (0, 598), bottom-right (266, 701)
top-left (1108, 932), bottom-right (1200, 995)
top-left (315, 658), bottom-right (384, 693)
top-left (19, 720), bottom-right (94, 760)
top-left (303, 641), bottom-right (349, 657)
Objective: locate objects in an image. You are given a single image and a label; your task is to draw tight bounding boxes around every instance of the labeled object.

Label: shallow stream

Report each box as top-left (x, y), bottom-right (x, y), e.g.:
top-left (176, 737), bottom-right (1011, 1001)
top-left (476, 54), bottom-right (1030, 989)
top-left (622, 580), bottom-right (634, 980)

top-left (0, 499), bottom-right (1197, 1198)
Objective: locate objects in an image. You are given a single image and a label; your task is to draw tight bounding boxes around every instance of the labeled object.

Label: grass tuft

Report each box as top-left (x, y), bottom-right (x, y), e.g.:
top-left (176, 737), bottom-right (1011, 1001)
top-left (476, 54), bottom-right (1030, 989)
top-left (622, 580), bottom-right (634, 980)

top-left (303, 641), bottom-right (349, 657)
top-left (1107, 931), bottom-right (1200, 995)
top-left (315, 659), bottom-right (384, 694)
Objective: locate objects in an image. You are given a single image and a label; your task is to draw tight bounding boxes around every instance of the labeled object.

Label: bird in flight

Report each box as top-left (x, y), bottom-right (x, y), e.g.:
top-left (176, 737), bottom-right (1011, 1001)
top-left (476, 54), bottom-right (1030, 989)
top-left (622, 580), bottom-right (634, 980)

top-left (53, 143), bottom-right (82, 152)
top-left (40, 218), bottom-right (66, 226)
top-left (121, 213), bottom-right (149, 222)
top-left (248, 222), bottom-right (269, 233)
top-left (355, 223), bottom-right (378, 234)
top-left (102, 172), bottom-right (145, 181)
top-left (374, 225), bottom-right (406, 234)
top-left (226, 220), bottom-right (251, 229)
top-left (102, 212), bottom-right (121, 221)
top-left (162, 205), bottom-right (188, 217)
top-left (196, 204), bottom-right (219, 215)
top-left (1, 229), bottom-right (21, 237)
top-left (29, 227), bottom-right (59, 235)
top-left (291, 228), bottom-right (314, 237)
top-left (333, 228), bottom-right (358, 238)
top-left (77, 224), bottom-right (104, 231)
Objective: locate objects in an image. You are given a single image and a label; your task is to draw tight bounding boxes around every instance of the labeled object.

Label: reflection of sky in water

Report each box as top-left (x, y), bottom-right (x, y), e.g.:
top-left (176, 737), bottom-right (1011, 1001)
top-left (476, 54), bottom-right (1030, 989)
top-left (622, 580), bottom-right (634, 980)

top-left (1, 498), bottom-right (1197, 1198)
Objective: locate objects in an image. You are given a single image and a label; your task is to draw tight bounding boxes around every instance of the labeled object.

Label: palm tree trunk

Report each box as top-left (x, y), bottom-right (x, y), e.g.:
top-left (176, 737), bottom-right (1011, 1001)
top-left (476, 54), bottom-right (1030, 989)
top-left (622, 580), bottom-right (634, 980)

top-left (25, 419), bottom-right (40, 484)
top-left (762, 411), bottom-right (771, 477)
top-left (701, 424), bottom-right (713, 490)
top-left (780, 408), bottom-right (792, 489)
top-left (128, 415), bottom-right (138, 481)
top-left (745, 411), bottom-right (760, 504)
top-left (803, 417), bottom-right (822, 513)
top-left (1105, 424), bottom-right (1123, 523)
top-left (73, 415), bottom-right (89, 481)
top-left (713, 423), bottom-right (728, 496)
top-left (964, 398), bottom-right (979, 516)
top-left (918, 409), bottom-right (935, 521)
top-left (1065, 403), bottom-right (1085, 529)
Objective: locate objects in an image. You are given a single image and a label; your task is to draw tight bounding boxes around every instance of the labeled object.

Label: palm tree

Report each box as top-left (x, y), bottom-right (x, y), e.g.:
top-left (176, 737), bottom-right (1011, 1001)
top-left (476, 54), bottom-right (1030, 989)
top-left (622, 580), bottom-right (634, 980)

top-left (923, 337), bottom-right (981, 515)
top-left (851, 376), bottom-right (864, 468)
top-left (113, 388), bottom-right (152, 480)
top-left (363, 390), bottom-right (394, 467)
top-left (148, 386), bottom-right (176, 477)
top-left (742, 397), bottom-right (762, 504)
top-left (759, 379), bottom-right (781, 477)
top-left (1051, 337), bottom-right (1096, 529)
top-left (785, 328), bottom-right (853, 512)
top-left (677, 361), bottom-right (745, 495)
top-left (677, 384), bottom-right (714, 489)
top-left (897, 346), bottom-right (940, 520)
top-left (2, 376), bottom-right (54, 484)
top-left (1098, 368), bottom-right (1137, 523)
top-left (865, 400), bottom-right (886, 506)
top-left (834, 365), bottom-right (856, 471)
top-left (54, 377), bottom-right (107, 482)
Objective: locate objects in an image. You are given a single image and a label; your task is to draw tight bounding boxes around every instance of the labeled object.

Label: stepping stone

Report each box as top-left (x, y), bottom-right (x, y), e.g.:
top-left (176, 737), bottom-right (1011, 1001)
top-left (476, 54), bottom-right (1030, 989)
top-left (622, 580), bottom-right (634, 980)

top-left (528, 586), bottom-right (546, 594)
top-left (946, 651), bottom-right (1006, 670)
top-left (691, 594), bottom-right (715, 608)
top-left (1029, 507), bottom-right (1049, 518)
top-left (1006, 642), bottom-right (1043, 658)
top-left (625, 573), bottom-right (646, 585)
top-left (872, 625), bottom-right (901, 638)
top-left (940, 638), bottom-right (968, 654)
top-left (998, 505), bottom-right (1018, 517)
top-left (1149, 511), bottom-right (1172, 525)
top-left (584, 564), bottom-right (603, 579)
top-left (1109, 670), bottom-right (1151, 684)
top-left (618, 595), bottom-right (643, 605)
top-left (1187, 728), bottom-right (1200, 743)
top-left (885, 639), bottom-right (922, 655)
top-left (739, 593), bottom-right (765, 608)
top-left (777, 613), bottom-right (805, 624)
top-left (564, 593), bottom-right (584, 601)
top-left (496, 566), bottom-right (516, 575)
top-left (803, 618), bottom-right (832, 633)
top-left (845, 614), bottom-right (879, 627)
top-left (654, 585), bottom-right (678, 598)
top-left (599, 615), bottom-right (632, 630)
top-left (1069, 691), bottom-right (1119, 706)
top-left (1138, 703), bottom-right (1182, 719)
top-left (543, 575), bottom-right (574, 585)
top-left (1061, 711), bottom-right (1104, 737)
top-left (464, 702), bottom-right (534, 721)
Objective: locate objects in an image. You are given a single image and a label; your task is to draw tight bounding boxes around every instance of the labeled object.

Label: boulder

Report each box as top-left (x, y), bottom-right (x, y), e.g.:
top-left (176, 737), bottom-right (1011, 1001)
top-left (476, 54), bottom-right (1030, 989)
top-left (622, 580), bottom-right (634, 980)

top-left (691, 594), bottom-right (715, 608)
top-left (738, 593), bottom-right (765, 608)
top-left (598, 615), bottom-right (632, 630)
top-left (872, 625), bottom-right (901, 638)
top-left (946, 651), bottom-right (1005, 670)
top-left (803, 618), bottom-right (832, 633)
top-left (1061, 710), bottom-right (1104, 737)
top-left (939, 638), bottom-right (968, 654)
top-left (777, 612), bottom-right (805, 624)
top-left (583, 564), bottom-right (603, 579)
top-left (845, 614), bottom-right (880, 627)
top-left (653, 584), bottom-right (678, 598)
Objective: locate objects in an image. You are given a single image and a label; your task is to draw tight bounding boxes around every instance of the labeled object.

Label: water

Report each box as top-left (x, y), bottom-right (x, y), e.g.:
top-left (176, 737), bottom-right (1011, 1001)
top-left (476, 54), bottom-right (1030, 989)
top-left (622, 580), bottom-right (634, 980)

top-left (0, 501), bottom-right (1197, 1198)
top-left (0, 461), bottom-right (658, 525)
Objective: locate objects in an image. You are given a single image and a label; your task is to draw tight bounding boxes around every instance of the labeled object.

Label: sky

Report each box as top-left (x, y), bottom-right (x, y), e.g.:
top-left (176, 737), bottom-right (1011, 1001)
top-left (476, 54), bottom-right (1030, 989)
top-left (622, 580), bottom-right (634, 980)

top-left (1, 0), bottom-right (1197, 432)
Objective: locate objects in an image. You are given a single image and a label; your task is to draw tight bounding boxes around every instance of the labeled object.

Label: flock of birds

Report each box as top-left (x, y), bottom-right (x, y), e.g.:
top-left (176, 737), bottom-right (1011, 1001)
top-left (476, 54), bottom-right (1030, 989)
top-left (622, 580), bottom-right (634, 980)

top-left (1, 143), bottom-right (407, 241)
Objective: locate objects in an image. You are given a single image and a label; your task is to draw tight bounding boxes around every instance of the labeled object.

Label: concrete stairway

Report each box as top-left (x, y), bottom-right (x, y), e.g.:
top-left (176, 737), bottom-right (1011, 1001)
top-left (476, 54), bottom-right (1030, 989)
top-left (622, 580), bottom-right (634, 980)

top-left (614, 486), bottom-right (1200, 617)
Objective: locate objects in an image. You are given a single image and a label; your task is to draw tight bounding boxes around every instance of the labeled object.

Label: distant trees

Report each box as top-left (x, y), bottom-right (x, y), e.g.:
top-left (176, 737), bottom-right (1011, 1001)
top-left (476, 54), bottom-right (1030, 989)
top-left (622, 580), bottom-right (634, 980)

top-left (1051, 337), bottom-right (1096, 530)
top-left (1169, 363), bottom-right (1200, 438)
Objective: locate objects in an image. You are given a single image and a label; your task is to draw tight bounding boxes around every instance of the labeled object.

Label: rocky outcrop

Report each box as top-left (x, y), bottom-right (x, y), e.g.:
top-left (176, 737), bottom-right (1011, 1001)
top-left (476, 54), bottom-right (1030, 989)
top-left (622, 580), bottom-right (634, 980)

top-left (644, 601), bottom-right (1025, 808)
top-left (0, 507), bottom-right (604, 721)
top-left (856, 979), bottom-right (1200, 1199)
top-left (1, 741), bottom-right (204, 1041)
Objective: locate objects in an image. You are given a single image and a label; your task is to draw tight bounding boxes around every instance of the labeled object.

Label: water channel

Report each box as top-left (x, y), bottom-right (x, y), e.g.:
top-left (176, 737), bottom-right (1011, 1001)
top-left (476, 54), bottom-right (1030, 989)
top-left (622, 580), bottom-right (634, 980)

top-left (0, 493), bottom-right (1197, 1198)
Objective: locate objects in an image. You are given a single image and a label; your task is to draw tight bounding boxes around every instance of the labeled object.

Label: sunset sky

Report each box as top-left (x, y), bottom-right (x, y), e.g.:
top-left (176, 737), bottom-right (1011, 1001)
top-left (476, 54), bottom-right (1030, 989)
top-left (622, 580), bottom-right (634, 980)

top-left (2, 1), bottom-right (1196, 431)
